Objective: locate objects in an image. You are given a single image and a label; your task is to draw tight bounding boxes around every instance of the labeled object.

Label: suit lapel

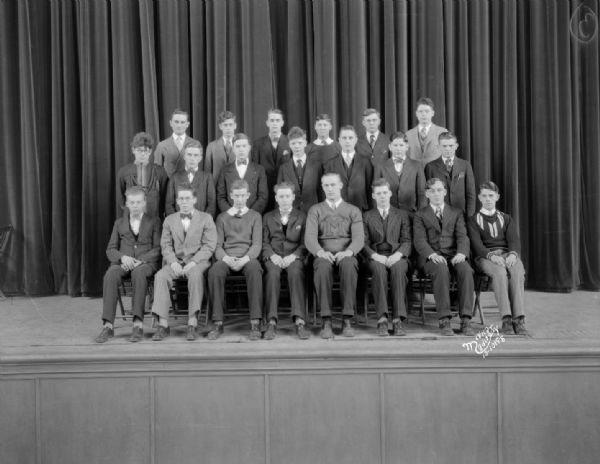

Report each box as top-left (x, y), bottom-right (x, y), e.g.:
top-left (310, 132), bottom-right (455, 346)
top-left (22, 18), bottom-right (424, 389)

top-left (425, 206), bottom-right (442, 231)
top-left (170, 214), bottom-right (186, 244)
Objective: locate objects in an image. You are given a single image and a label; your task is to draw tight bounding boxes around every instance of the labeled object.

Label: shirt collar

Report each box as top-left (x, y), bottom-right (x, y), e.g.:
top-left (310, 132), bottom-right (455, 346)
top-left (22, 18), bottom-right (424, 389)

top-left (328, 198), bottom-right (343, 209)
top-left (480, 208), bottom-right (497, 216)
top-left (377, 207), bottom-right (389, 216)
top-left (130, 212), bottom-right (144, 221)
top-left (420, 123), bottom-right (432, 132)
top-left (313, 137), bottom-right (333, 146)
top-left (430, 203), bottom-right (444, 213)
top-left (173, 133), bottom-right (186, 142)
top-left (227, 206), bottom-right (249, 216)
top-left (279, 207), bottom-right (293, 216)
top-left (367, 130), bottom-right (380, 140)
top-left (442, 155), bottom-right (455, 164)
top-left (293, 154), bottom-right (307, 164)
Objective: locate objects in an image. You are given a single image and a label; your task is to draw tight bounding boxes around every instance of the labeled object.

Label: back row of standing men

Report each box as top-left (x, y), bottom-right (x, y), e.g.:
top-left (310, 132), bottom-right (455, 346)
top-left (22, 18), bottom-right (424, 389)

top-left (100, 98), bottom-right (527, 343)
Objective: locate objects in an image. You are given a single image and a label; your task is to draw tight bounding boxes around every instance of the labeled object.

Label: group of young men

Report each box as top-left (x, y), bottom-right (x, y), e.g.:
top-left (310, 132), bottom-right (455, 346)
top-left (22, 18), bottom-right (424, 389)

top-left (96, 97), bottom-right (528, 343)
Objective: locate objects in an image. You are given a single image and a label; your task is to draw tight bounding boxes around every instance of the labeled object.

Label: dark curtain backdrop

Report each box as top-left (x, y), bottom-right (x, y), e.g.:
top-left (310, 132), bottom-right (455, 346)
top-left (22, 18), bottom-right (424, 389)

top-left (0, 0), bottom-right (598, 295)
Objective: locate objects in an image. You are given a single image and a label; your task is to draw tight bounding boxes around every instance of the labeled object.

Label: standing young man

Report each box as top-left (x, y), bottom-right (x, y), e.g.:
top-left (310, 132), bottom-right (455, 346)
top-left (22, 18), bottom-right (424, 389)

top-left (154, 109), bottom-right (200, 177)
top-left (406, 98), bottom-right (448, 167)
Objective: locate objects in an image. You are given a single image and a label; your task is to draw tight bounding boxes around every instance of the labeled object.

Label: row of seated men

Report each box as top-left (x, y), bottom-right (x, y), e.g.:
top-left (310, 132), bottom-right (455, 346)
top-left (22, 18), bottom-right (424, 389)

top-left (96, 172), bottom-right (528, 343)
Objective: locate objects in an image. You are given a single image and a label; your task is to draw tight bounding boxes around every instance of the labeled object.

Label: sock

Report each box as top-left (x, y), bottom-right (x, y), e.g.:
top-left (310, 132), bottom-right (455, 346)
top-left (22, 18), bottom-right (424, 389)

top-left (103, 321), bottom-right (113, 329)
top-left (132, 319), bottom-right (143, 328)
top-left (159, 317), bottom-right (168, 328)
top-left (378, 316), bottom-right (388, 324)
top-left (296, 318), bottom-right (305, 326)
top-left (188, 316), bottom-right (198, 327)
top-left (250, 319), bottom-right (260, 326)
top-left (269, 318), bottom-right (277, 326)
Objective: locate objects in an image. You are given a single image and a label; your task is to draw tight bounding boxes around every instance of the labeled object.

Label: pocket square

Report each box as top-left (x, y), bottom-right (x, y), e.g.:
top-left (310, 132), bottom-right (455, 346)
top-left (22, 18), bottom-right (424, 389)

top-left (458, 172), bottom-right (465, 179)
top-left (295, 224), bottom-right (302, 229)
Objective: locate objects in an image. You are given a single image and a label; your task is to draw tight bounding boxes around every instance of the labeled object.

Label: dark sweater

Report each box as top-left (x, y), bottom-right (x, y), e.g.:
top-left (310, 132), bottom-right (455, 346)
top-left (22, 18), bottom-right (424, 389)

top-left (467, 210), bottom-right (521, 258)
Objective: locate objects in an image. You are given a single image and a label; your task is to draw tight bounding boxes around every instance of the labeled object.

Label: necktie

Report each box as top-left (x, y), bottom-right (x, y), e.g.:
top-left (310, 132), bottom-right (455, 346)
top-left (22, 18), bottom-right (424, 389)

top-left (435, 207), bottom-right (443, 223)
top-left (344, 154), bottom-right (351, 167)
top-left (271, 136), bottom-right (279, 148)
top-left (235, 209), bottom-right (243, 218)
top-left (180, 213), bottom-right (192, 220)
top-left (444, 157), bottom-right (452, 173)
top-left (420, 126), bottom-right (428, 139)
top-left (175, 136), bottom-right (183, 151)
top-left (225, 139), bottom-right (232, 159)
top-left (187, 169), bottom-right (196, 182)
top-left (329, 202), bottom-right (337, 210)
top-left (370, 134), bottom-right (376, 148)
top-left (382, 209), bottom-right (388, 220)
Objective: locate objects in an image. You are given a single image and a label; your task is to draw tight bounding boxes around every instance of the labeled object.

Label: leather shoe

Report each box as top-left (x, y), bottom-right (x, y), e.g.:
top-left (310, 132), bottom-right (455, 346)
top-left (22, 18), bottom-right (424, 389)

top-left (207, 323), bottom-right (224, 340)
top-left (513, 317), bottom-right (530, 336)
top-left (296, 323), bottom-right (310, 340)
top-left (95, 327), bottom-right (114, 343)
top-left (264, 323), bottom-right (277, 340)
top-left (460, 318), bottom-right (475, 336)
top-left (152, 325), bottom-right (170, 341)
top-left (439, 318), bottom-right (454, 336)
top-left (186, 325), bottom-right (197, 341)
top-left (320, 319), bottom-right (334, 339)
top-left (501, 317), bottom-right (515, 335)
top-left (376, 320), bottom-right (389, 336)
top-left (128, 326), bottom-right (143, 343)
top-left (248, 323), bottom-right (262, 341)
top-left (342, 319), bottom-right (355, 337)
top-left (393, 320), bottom-right (407, 336)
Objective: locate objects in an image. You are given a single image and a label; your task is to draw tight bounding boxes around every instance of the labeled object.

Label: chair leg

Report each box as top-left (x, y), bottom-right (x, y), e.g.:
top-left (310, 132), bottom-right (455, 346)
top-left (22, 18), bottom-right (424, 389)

top-left (117, 282), bottom-right (127, 320)
top-left (0, 288), bottom-right (6, 300)
top-left (420, 278), bottom-right (426, 325)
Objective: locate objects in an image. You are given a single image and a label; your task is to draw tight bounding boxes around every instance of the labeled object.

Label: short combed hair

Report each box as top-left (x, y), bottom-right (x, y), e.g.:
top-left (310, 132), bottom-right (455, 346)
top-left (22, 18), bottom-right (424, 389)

top-left (267, 108), bottom-right (284, 118)
top-left (176, 184), bottom-right (196, 197)
top-left (479, 181), bottom-right (500, 194)
top-left (415, 97), bottom-right (435, 111)
top-left (125, 186), bottom-right (146, 200)
top-left (315, 113), bottom-right (332, 123)
top-left (230, 179), bottom-right (250, 193)
top-left (321, 172), bottom-right (342, 183)
top-left (171, 109), bottom-right (189, 120)
top-left (287, 126), bottom-right (306, 141)
top-left (273, 181), bottom-right (295, 194)
top-left (232, 133), bottom-right (251, 145)
top-left (438, 131), bottom-right (458, 143)
top-left (131, 132), bottom-right (154, 149)
top-left (426, 177), bottom-right (446, 189)
top-left (389, 131), bottom-right (408, 143)
top-left (338, 125), bottom-right (357, 136)
top-left (184, 141), bottom-right (203, 152)
top-left (371, 178), bottom-right (391, 192)
top-left (363, 108), bottom-right (381, 118)
top-left (218, 110), bottom-right (236, 123)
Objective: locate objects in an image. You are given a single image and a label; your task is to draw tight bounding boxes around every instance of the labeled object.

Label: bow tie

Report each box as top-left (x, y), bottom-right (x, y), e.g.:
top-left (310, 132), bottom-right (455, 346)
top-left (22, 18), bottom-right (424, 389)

top-left (180, 213), bottom-right (192, 220)
top-left (187, 169), bottom-right (196, 175)
top-left (394, 158), bottom-right (404, 164)
top-left (271, 136), bottom-right (280, 144)
top-left (237, 159), bottom-right (248, 166)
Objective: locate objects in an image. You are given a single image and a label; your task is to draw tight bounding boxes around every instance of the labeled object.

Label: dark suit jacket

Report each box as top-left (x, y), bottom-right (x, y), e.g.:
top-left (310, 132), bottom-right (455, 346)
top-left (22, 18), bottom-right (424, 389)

top-left (165, 169), bottom-right (217, 217)
top-left (216, 162), bottom-right (269, 213)
top-left (251, 135), bottom-right (290, 182)
top-left (355, 132), bottom-right (391, 165)
top-left (262, 208), bottom-right (307, 260)
top-left (362, 207), bottom-right (412, 259)
top-left (277, 156), bottom-right (323, 214)
top-left (153, 135), bottom-right (200, 177)
top-left (373, 158), bottom-right (426, 213)
top-left (106, 214), bottom-right (162, 267)
top-left (306, 141), bottom-right (341, 165)
top-left (323, 154), bottom-right (373, 211)
top-left (117, 163), bottom-right (169, 219)
top-left (406, 123), bottom-right (447, 167)
top-left (413, 204), bottom-right (470, 259)
top-left (424, 156), bottom-right (476, 217)
top-left (204, 138), bottom-right (235, 181)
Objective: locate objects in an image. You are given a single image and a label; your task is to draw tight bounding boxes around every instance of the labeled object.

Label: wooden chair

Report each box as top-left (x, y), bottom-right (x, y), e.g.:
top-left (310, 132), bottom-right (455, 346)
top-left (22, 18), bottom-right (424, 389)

top-left (473, 272), bottom-right (494, 325)
top-left (0, 224), bottom-right (14, 300)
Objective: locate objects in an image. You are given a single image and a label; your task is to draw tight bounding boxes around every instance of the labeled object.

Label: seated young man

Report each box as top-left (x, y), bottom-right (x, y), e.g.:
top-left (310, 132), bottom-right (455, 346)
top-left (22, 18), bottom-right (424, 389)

top-left (262, 181), bottom-right (309, 340)
top-left (305, 172), bottom-right (365, 339)
top-left (150, 185), bottom-right (217, 341)
top-left (165, 142), bottom-right (216, 217)
top-left (207, 179), bottom-right (263, 340)
top-left (95, 187), bottom-right (161, 343)
top-left (467, 181), bottom-right (529, 335)
top-left (362, 179), bottom-right (412, 336)
top-left (413, 178), bottom-right (475, 336)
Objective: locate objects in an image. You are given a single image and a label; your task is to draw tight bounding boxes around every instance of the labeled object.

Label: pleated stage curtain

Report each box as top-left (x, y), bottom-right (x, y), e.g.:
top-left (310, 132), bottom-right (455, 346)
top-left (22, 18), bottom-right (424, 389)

top-left (0, 0), bottom-right (598, 295)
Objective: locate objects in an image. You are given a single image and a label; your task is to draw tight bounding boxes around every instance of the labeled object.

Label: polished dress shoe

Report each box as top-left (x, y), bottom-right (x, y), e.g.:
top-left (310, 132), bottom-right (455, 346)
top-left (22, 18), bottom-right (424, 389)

top-left (95, 327), bottom-right (114, 343)
top-left (128, 326), bottom-right (143, 343)
top-left (439, 318), bottom-right (454, 336)
top-left (264, 323), bottom-right (277, 340)
top-left (207, 323), bottom-right (224, 340)
top-left (460, 318), bottom-right (475, 336)
top-left (152, 325), bottom-right (170, 341)
top-left (376, 320), bottom-right (389, 336)
top-left (342, 319), bottom-right (355, 337)
top-left (296, 324), bottom-right (310, 340)
top-left (320, 319), bottom-right (334, 339)
top-left (248, 323), bottom-right (262, 341)
top-left (393, 320), bottom-right (407, 336)
top-left (186, 325), bottom-right (197, 341)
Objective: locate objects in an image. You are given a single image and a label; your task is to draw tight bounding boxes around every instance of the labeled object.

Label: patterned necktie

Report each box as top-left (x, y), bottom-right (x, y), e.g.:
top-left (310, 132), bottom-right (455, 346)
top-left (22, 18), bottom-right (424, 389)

top-left (225, 139), bottom-right (232, 160)
top-left (175, 136), bottom-right (183, 151)
top-left (187, 169), bottom-right (196, 182)
top-left (435, 207), bottom-right (443, 223)
top-left (420, 126), bottom-right (428, 139)
top-left (271, 136), bottom-right (279, 148)
top-left (295, 159), bottom-right (303, 184)
top-left (382, 209), bottom-right (388, 220)
top-left (444, 157), bottom-right (452, 173)
top-left (369, 134), bottom-right (376, 148)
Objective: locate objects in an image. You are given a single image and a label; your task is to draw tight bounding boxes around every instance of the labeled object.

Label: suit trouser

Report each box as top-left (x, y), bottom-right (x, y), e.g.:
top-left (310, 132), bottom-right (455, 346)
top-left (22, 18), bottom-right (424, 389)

top-left (151, 261), bottom-right (210, 319)
top-left (313, 256), bottom-right (358, 317)
top-left (102, 263), bottom-right (156, 323)
top-left (475, 254), bottom-right (525, 318)
top-left (208, 259), bottom-right (263, 321)
top-left (368, 259), bottom-right (409, 320)
top-left (423, 260), bottom-right (474, 319)
top-left (264, 259), bottom-right (306, 321)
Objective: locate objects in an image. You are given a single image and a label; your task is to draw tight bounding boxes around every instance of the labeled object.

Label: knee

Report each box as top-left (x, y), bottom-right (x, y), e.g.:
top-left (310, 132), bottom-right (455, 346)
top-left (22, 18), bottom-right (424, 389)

top-left (103, 268), bottom-right (121, 284)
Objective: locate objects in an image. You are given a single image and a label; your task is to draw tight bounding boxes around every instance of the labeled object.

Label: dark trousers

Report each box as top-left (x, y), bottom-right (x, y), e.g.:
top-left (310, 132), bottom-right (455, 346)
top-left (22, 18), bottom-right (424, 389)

top-left (423, 260), bottom-right (474, 319)
top-left (368, 259), bottom-right (409, 320)
top-left (264, 259), bottom-right (306, 321)
top-left (313, 256), bottom-right (358, 317)
top-left (102, 263), bottom-right (156, 323)
top-left (208, 259), bottom-right (263, 321)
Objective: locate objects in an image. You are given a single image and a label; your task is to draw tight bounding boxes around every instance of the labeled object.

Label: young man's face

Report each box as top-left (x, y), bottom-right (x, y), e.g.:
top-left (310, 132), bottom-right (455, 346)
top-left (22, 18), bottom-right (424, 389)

top-left (425, 181), bottom-right (447, 207)
top-left (266, 112), bottom-right (284, 133)
top-left (478, 188), bottom-right (500, 211)
top-left (289, 137), bottom-right (307, 157)
top-left (389, 138), bottom-right (409, 159)
top-left (219, 118), bottom-right (237, 138)
top-left (415, 104), bottom-right (434, 126)
top-left (132, 145), bottom-right (152, 164)
top-left (126, 193), bottom-right (146, 216)
top-left (362, 113), bottom-right (381, 134)
top-left (338, 129), bottom-right (357, 152)
top-left (372, 186), bottom-right (392, 209)
top-left (275, 188), bottom-right (295, 210)
top-left (170, 114), bottom-right (190, 136)
top-left (233, 139), bottom-right (251, 162)
top-left (321, 175), bottom-right (343, 202)
top-left (184, 147), bottom-right (203, 170)
top-left (230, 188), bottom-right (250, 209)
top-left (176, 190), bottom-right (197, 214)
top-left (315, 120), bottom-right (332, 139)
top-left (439, 138), bottom-right (459, 158)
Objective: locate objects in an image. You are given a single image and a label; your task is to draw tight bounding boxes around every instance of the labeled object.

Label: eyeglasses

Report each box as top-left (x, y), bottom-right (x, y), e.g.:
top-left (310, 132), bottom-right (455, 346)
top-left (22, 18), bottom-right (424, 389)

top-left (133, 146), bottom-right (151, 153)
